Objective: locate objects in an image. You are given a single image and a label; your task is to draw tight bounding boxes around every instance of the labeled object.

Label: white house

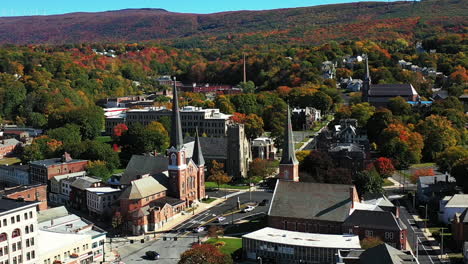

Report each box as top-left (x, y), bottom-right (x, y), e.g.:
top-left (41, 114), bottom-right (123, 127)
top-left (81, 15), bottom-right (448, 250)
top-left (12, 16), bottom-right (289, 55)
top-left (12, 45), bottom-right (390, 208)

top-left (439, 195), bottom-right (468, 224)
top-left (86, 187), bottom-right (122, 217)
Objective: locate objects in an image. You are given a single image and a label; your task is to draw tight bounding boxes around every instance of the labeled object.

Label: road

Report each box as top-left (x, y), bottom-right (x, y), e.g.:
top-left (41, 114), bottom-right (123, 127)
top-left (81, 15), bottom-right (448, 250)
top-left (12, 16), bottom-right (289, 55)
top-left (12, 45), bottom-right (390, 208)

top-left (119, 190), bottom-right (273, 264)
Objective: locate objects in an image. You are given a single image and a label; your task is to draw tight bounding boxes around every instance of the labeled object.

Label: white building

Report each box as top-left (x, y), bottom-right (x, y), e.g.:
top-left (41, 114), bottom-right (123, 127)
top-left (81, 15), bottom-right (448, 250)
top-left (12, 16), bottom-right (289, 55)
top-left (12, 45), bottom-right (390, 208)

top-left (37, 207), bottom-right (106, 264)
top-left (0, 198), bottom-right (39, 264)
top-left (439, 195), bottom-right (468, 224)
top-left (86, 187), bottom-right (122, 217)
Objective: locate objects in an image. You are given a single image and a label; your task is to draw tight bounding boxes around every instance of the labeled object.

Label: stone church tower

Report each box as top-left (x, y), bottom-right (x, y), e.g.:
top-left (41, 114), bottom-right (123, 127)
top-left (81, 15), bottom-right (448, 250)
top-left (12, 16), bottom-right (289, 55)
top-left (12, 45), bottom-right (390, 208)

top-left (279, 106), bottom-right (299, 182)
top-left (361, 55), bottom-right (371, 103)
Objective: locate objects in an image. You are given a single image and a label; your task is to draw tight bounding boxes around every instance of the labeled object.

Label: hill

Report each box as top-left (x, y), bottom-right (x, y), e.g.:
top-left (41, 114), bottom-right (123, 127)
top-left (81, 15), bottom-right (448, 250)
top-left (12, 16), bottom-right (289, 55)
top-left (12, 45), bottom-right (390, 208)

top-left (0, 0), bottom-right (466, 46)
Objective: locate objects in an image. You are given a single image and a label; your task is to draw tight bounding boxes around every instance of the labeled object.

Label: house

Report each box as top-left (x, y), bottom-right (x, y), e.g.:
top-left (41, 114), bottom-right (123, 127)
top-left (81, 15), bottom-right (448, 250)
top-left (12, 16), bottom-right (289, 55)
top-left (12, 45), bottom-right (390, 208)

top-left (333, 119), bottom-right (368, 145)
top-left (342, 210), bottom-right (408, 250)
top-left (37, 207), bottom-right (106, 264)
top-left (292, 107), bottom-right (321, 130)
top-left (416, 174), bottom-right (456, 203)
top-left (0, 184), bottom-right (48, 211)
top-left (340, 78), bottom-right (363, 92)
top-left (0, 138), bottom-right (20, 158)
top-left (251, 137), bottom-right (276, 160)
top-left (0, 198), bottom-right (40, 264)
top-left (49, 171), bottom-right (86, 206)
top-left (439, 194), bottom-right (468, 224)
top-left (29, 153), bottom-right (88, 184)
top-left (69, 176), bottom-right (103, 211)
top-left (243, 227), bottom-right (360, 264)
top-left (117, 83), bottom-right (206, 235)
top-left (86, 187), bottom-right (121, 217)
top-left (452, 209), bottom-right (468, 247)
top-left (337, 243), bottom-right (419, 264)
top-left (0, 164), bottom-right (30, 187)
top-left (268, 181), bottom-right (360, 234)
top-left (328, 143), bottom-right (368, 175)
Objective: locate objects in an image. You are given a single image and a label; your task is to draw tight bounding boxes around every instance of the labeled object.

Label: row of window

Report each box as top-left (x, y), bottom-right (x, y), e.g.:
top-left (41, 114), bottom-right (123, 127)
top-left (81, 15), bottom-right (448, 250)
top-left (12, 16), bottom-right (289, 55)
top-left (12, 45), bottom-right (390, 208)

top-left (0, 212), bottom-right (33, 228)
top-left (0, 237), bottom-right (35, 256)
top-left (364, 230), bottom-right (403, 240)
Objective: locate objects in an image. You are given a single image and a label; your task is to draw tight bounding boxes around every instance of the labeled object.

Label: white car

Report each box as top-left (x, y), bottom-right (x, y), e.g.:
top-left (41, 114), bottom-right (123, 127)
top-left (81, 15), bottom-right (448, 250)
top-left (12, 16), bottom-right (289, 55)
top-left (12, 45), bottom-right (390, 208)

top-left (217, 216), bottom-right (226, 222)
top-left (243, 206), bottom-right (255, 212)
top-left (194, 226), bottom-right (205, 233)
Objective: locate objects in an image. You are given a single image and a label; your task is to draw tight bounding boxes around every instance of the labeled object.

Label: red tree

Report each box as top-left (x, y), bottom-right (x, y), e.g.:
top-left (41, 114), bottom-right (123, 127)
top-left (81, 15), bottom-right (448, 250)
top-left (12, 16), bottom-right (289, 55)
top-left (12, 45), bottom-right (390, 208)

top-left (113, 123), bottom-right (128, 138)
top-left (411, 168), bottom-right (435, 183)
top-left (373, 157), bottom-right (396, 178)
top-left (179, 244), bottom-right (232, 264)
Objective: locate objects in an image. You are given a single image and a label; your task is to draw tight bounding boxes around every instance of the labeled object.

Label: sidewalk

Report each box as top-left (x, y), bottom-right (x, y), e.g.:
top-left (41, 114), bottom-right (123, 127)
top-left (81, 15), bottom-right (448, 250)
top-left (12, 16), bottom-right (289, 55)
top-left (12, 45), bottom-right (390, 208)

top-left (383, 177), bottom-right (401, 188)
top-left (411, 213), bottom-right (447, 261)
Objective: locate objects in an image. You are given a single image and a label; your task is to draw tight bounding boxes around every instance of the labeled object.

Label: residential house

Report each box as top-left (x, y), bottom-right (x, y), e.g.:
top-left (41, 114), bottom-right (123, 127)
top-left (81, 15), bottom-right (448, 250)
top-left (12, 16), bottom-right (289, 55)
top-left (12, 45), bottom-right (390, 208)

top-left (86, 187), bottom-right (121, 217)
top-left (29, 153), bottom-right (87, 184)
top-left (342, 210), bottom-right (408, 250)
top-left (0, 164), bottom-right (30, 187)
top-left (0, 138), bottom-right (20, 159)
top-left (439, 194), bottom-right (468, 224)
top-left (69, 177), bottom-right (103, 211)
top-left (416, 174), bottom-right (456, 204)
top-left (328, 143), bottom-right (368, 175)
top-left (337, 243), bottom-right (419, 264)
top-left (292, 107), bottom-right (321, 130)
top-left (0, 185), bottom-right (47, 211)
top-left (452, 209), bottom-right (468, 247)
top-left (0, 198), bottom-right (39, 264)
top-left (340, 78), bottom-right (363, 92)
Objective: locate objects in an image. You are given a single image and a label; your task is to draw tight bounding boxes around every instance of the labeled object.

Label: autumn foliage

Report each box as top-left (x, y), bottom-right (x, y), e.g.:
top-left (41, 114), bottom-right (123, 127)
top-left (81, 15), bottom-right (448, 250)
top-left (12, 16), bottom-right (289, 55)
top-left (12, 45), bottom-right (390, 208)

top-left (411, 168), bottom-right (435, 183)
top-left (179, 244), bottom-right (232, 264)
top-left (372, 157), bottom-right (396, 178)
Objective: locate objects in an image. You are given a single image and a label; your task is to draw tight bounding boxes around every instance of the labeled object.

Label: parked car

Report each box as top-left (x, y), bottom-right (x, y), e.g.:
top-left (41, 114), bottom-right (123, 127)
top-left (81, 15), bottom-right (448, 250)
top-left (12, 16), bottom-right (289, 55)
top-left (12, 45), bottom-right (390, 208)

top-left (194, 226), bottom-right (205, 233)
top-left (243, 206), bottom-right (255, 212)
top-left (145, 251), bottom-right (160, 260)
top-left (217, 216), bottom-right (226, 222)
top-left (259, 199), bottom-right (269, 206)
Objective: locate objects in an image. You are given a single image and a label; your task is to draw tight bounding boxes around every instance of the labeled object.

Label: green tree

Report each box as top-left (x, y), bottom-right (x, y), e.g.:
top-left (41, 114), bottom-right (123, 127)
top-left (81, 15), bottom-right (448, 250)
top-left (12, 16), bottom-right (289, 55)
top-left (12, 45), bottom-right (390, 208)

top-left (27, 112), bottom-right (47, 128)
top-left (244, 114), bottom-right (264, 140)
top-left (47, 124), bottom-right (82, 146)
top-left (388, 96), bottom-right (411, 116)
top-left (248, 158), bottom-right (277, 182)
top-left (49, 106), bottom-right (105, 140)
top-left (452, 158), bottom-right (468, 192)
top-left (353, 168), bottom-right (383, 195)
top-left (350, 102), bottom-right (375, 127)
top-left (366, 109), bottom-right (393, 143)
top-left (119, 122), bottom-right (169, 162)
top-left (310, 92), bottom-right (333, 114)
top-left (436, 146), bottom-right (468, 173)
top-left (239, 81), bottom-right (256, 93)
top-left (87, 160), bottom-right (112, 181)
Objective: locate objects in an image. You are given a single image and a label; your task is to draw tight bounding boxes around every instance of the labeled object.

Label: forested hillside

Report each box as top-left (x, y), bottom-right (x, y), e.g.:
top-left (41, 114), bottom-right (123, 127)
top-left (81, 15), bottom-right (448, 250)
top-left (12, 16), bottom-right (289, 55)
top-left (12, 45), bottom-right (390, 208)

top-left (0, 0), bottom-right (465, 46)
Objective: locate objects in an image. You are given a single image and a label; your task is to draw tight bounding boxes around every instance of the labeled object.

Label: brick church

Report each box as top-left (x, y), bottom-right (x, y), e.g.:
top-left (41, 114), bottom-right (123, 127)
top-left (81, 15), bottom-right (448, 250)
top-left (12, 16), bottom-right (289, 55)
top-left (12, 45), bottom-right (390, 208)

top-left (118, 82), bottom-right (206, 235)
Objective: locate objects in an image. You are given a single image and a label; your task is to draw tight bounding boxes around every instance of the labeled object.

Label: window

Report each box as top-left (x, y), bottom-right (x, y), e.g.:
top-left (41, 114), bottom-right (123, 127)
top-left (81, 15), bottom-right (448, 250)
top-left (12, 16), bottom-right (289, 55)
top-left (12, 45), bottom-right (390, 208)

top-left (385, 232), bottom-right (394, 240)
top-left (26, 252), bottom-right (30, 261)
top-left (16, 215), bottom-right (20, 222)
top-left (11, 217), bottom-right (15, 224)
top-left (12, 229), bottom-right (20, 238)
top-left (30, 224), bottom-right (34, 232)
top-left (24, 213), bottom-right (28, 220)
top-left (31, 238), bottom-right (34, 246)
top-left (2, 220), bottom-right (6, 226)
top-left (12, 243), bottom-right (16, 252)
top-left (365, 230), bottom-right (373, 237)
top-left (26, 239), bottom-right (30, 247)
top-left (29, 212), bottom-right (32, 218)
top-left (17, 241), bottom-right (21, 250)
top-left (25, 226), bottom-right (29, 234)
top-left (0, 233), bottom-right (6, 242)
top-left (32, 250), bottom-right (35, 258)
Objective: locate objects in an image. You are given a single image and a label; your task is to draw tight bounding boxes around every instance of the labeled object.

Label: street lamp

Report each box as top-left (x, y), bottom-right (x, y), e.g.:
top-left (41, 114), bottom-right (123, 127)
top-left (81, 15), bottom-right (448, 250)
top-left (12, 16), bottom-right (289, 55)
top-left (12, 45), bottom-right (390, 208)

top-left (257, 256), bottom-right (262, 264)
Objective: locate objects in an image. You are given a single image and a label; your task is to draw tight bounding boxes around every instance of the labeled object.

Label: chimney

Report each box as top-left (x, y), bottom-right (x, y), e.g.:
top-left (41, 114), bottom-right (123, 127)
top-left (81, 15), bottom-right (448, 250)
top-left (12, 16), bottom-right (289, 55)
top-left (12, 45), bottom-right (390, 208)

top-left (350, 187), bottom-right (355, 209)
top-left (394, 207), bottom-right (400, 219)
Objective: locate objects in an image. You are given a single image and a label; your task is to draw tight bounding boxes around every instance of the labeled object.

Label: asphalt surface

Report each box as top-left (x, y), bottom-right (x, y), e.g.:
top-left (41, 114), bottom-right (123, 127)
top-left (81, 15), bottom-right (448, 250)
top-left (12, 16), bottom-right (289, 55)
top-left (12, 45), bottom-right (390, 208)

top-left (119, 190), bottom-right (273, 264)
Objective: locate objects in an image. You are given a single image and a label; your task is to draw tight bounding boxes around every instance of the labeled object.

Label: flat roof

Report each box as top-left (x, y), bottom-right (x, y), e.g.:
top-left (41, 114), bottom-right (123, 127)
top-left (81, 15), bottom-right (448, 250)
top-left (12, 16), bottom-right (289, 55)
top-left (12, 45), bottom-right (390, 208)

top-left (86, 187), bottom-right (121, 194)
top-left (38, 229), bottom-right (91, 256)
top-left (0, 198), bottom-right (38, 214)
top-left (30, 157), bottom-right (87, 167)
top-left (242, 227), bottom-right (361, 249)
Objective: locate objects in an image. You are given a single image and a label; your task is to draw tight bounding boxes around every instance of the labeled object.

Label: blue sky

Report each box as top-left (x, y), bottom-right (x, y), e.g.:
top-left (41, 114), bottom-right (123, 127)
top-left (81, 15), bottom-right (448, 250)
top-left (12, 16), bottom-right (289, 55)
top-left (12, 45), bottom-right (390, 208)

top-left (0, 0), bottom-right (391, 17)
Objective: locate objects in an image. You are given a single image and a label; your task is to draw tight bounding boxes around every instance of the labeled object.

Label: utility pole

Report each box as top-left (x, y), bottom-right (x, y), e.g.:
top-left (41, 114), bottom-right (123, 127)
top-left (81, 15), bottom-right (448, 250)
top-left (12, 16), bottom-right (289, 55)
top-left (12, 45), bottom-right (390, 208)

top-left (243, 53), bottom-right (247, 84)
top-left (441, 227), bottom-right (446, 259)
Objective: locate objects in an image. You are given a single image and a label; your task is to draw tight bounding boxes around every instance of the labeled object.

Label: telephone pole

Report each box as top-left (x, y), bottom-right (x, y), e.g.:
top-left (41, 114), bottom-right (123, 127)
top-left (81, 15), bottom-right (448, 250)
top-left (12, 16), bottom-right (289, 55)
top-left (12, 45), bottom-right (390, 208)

top-left (243, 53), bottom-right (247, 84)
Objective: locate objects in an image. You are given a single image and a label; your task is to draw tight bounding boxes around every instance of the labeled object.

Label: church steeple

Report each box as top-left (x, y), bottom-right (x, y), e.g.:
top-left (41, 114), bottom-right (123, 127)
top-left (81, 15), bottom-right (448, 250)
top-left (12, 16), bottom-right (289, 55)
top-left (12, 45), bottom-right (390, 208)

top-left (280, 105), bottom-right (298, 165)
top-left (192, 127), bottom-right (205, 167)
top-left (171, 77), bottom-right (184, 150)
top-left (279, 106), bottom-right (299, 182)
top-left (362, 55), bottom-right (371, 102)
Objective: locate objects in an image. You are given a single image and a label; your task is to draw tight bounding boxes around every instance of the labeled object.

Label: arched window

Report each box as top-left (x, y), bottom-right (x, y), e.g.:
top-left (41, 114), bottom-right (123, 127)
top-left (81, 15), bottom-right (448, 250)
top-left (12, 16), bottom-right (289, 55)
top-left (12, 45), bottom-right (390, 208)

top-left (25, 226), bottom-right (29, 234)
top-left (12, 228), bottom-right (20, 238)
top-left (0, 233), bottom-right (7, 242)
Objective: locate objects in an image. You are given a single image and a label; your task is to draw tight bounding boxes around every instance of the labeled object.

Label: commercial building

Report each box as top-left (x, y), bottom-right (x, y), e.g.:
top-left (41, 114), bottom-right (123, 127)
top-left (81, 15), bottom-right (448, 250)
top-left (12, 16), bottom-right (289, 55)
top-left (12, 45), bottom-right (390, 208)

top-left (49, 172), bottom-right (87, 206)
top-left (243, 227), bottom-right (360, 264)
top-left (30, 153), bottom-right (87, 184)
top-left (0, 138), bottom-right (20, 159)
top-left (337, 243), bottom-right (418, 264)
top-left (37, 207), bottom-right (106, 264)
top-left (0, 198), bottom-right (39, 264)
top-left (0, 164), bottom-right (30, 187)
top-left (86, 187), bottom-right (121, 217)
top-left (69, 177), bottom-right (103, 211)
top-left (0, 185), bottom-right (48, 211)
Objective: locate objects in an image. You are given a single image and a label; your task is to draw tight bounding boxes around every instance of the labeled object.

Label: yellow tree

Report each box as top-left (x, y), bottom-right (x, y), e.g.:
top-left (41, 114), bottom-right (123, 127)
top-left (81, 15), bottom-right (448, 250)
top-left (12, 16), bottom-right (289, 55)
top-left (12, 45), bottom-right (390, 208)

top-left (208, 160), bottom-right (232, 190)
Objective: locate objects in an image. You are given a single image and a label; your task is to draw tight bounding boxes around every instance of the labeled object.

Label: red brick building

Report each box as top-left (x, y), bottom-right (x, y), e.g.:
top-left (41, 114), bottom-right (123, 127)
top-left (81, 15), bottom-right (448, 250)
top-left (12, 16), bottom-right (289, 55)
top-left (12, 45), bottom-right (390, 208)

top-left (29, 152), bottom-right (88, 184)
top-left (0, 138), bottom-right (20, 158)
top-left (0, 184), bottom-right (48, 211)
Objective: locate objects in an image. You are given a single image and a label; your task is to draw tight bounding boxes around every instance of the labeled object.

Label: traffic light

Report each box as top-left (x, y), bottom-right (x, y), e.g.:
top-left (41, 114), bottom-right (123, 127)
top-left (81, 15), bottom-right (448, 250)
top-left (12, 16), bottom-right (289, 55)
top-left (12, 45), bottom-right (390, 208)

top-left (130, 240), bottom-right (134, 244)
top-left (141, 239), bottom-right (144, 243)
top-left (174, 237), bottom-right (178, 241)
top-left (163, 237), bottom-right (167, 241)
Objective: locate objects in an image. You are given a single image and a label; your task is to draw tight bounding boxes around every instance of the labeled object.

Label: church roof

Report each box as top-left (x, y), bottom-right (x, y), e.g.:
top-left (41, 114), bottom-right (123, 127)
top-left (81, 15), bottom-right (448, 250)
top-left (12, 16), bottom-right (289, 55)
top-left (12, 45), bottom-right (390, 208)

top-left (121, 155), bottom-right (168, 185)
top-left (369, 84), bottom-right (418, 97)
top-left (191, 128), bottom-right (205, 166)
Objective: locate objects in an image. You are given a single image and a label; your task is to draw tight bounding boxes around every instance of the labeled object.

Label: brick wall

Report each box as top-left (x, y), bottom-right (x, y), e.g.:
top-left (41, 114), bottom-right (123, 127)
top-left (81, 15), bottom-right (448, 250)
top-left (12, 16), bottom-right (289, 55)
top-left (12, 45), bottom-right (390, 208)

top-left (268, 215), bottom-right (343, 234)
top-left (5, 185), bottom-right (48, 211)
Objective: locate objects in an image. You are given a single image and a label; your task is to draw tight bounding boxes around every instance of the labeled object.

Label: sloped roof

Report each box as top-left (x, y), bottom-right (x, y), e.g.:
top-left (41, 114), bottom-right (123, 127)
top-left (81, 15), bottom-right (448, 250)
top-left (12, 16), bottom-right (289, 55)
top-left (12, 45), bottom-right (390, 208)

top-left (184, 137), bottom-right (228, 159)
top-left (360, 243), bottom-right (415, 264)
top-left (343, 210), bottom-right (406, 231)
top-left (369, 84), bottom-right (418, 97)
top-left (70, 176), bottom-right (101, 190)
top-left (268, 181), bottom-right (354, 222)
top-left (120, 176), bottom-right (167, 200)
top-left (121, 155), bottom-right (168, 185)
top-left (446, 194), bottom-right (468, 208)
top-left (151, 196), bottom-right (185, 208)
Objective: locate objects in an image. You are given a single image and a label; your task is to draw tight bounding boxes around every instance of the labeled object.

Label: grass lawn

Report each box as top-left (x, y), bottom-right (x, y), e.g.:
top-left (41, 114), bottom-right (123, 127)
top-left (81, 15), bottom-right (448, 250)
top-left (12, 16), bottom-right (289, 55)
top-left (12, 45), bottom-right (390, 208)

top-left (383, 178), bottom-right (394, 187)
top-left (205, 237), bottom-right (242, 255)
top-left (96, 136), bottom-right (112, 144)
top-left (410, 163), bottom-right (436, 169)
top-left (205, 182), bottom-right (249, 190)
top-left (224, 215), bottom-right (267, 236)
top-left (112, 168), bottom-right (125, 174)
top-left (201, 198), bottom-right (216, 204)
top-left (0, 157), bottom-right (21, 165)
top-left (448, 253), bottom-right (463, 263)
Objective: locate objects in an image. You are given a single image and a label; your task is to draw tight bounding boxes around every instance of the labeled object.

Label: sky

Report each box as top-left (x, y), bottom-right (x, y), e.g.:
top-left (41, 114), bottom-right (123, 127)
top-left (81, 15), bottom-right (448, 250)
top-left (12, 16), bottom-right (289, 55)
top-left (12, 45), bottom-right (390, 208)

top-left (0, 0), bottom-right (392, 17)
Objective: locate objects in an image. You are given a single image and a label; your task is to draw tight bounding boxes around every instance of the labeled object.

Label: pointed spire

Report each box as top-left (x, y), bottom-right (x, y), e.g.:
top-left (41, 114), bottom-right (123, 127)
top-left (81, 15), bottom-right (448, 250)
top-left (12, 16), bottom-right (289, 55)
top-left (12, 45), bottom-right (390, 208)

top-left (364, 55), bottom-right (371, 83)
top-left (171, 77), bottom-right (184, 150)
top-left (192, 127), bottom-right (205, 166)
top-left (280, 105), bottom-right (298, 165)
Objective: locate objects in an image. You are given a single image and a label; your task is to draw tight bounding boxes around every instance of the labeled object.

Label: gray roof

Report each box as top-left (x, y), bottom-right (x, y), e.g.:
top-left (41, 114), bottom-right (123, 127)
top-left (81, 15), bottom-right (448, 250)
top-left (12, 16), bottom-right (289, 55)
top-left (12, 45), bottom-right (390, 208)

top-left (191, 128), bottom-right (205, 166)
top-left (121, 155), bottom-right (168, 185)
top-left (343, 210), bottom-right (406, 231)
top-left (445, 195), bottom-right (468, 208)
top-left (170, 81), bottom-right (184, 150)
top-left (184, 137), bottom-right (228, 159)
top-left (268, 181), bottom-right (354, 222)
top-left (30, 157), bottom-right (86, 167)
top-left (151, 196), bottom-right (185, 208)
top-left (360, 243), bottom-right (416, 264)
top-left (369, 84), bottom-right (418, 97)
top-left (0, 138), bottom-right (20, 147)
top-left (37, 206), bottom-right (69, 223)
top-left (280, 106), bottom-right (298, 165)
top-left (418, 175), bottom-right (455, 188)
top-left (0, 198), bottom-right (38, 214)
top-left (329, 143), bottom-right (363, 153)
top-left (70, 176), bottom-right (101, 190)
top-left (120, 176), bottom-right (167, 200)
